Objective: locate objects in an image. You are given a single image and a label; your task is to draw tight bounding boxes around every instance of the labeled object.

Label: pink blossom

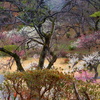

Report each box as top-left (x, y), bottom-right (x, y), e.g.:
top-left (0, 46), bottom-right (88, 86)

top-left (14, 50), bottom-right (25, 57)
top-left (77, 32), bottom-right (100, 49)
top-left (10, 34), bottom-right (24, 44)
top-left (74, 70), bottom-right (94, 82)
top-left (0, 32), bottom-right (6, 39)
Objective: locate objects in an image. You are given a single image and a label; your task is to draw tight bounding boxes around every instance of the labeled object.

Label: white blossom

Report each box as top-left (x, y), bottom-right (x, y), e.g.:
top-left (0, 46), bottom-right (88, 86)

top-left (68, 56), bottom-right (79, 66)
top-left (71, 39), bottom-right (80, 47)
top-left (66, 52), bottom-right (100, 73)
top-left (83, 52), bottom-right (100, 65)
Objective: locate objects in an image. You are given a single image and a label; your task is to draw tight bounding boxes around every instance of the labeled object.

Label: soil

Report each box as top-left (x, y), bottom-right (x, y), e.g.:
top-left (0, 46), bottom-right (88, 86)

top-left (0, 57), bottom-right (69, 72)
top-left (0, 57), bottom-right (100, 83)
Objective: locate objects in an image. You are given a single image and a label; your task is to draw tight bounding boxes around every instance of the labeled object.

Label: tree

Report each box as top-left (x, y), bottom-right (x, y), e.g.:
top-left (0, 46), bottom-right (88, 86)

top-left (0, 31), bottom-right (25, 71)
top-left (0, 0), bottom-right (76, 70)
top-left (0, 0), bottom-right (99, 70)
top-left (68, 52), bottom-right (100, 79)
top-left (56, 0), bottom-right (100, 37)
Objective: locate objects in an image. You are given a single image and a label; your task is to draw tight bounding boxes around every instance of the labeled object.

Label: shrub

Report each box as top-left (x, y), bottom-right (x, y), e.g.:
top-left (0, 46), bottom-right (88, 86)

top-left (59, 51), bottom-right (67, 57)
top-left (77, 32), bottom-right (100, 51)
top-left (68, 45), bottom-right (75, 50)
top-left (66, 33), bottom-right (70, 38)
top-left (1, 70), bottom-right (74, 100)
top-left (0, 70), bottom-right (100, 100)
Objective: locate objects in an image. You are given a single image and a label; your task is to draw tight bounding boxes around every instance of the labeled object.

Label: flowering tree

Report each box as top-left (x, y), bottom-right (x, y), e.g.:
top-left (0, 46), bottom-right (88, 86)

top-left (0, 0), bottom-right (76, 69)
top-left (0, 70), bottom-right (100, 100)
top-left (77, 31), bottom-right (100, 51)
top-left (74, 70), bottom-right (95, 82)
top-left (68, 52), bottom-right (100, 79)
top-left (82, 52), bottom-right (100, 79)
top-left (0, 0), bottom-right (100, 70)
top-left (0, 31), bottom-right (26, 71)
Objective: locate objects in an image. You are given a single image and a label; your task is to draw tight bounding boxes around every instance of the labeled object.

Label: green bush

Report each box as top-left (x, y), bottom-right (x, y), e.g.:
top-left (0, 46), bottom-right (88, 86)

top-left (68, 45), bottom-right (75, 50)
top-left (0, 45), bottom-right (18, 56)
top-left (66, 33), bottom-right (70, 38)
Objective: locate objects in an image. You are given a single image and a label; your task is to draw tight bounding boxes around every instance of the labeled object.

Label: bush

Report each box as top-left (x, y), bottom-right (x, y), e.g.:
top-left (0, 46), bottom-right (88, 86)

top-left (66, 33), bottom-right (70, 38)
top-left (59, 51), bottom-right (67, 57)
top-left (1, 70), bottom-right (74, 100)
top-left (0, 70), bottom-right (100, 100)
top-left (68, 45), bottom-right (75, 50)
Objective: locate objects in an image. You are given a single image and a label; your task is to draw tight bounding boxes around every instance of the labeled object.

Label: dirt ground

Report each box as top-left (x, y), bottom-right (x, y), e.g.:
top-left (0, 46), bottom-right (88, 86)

top-left (0, 57), bottom-right (100, 83)
top-left (0, 57), bottom-right (69, 72)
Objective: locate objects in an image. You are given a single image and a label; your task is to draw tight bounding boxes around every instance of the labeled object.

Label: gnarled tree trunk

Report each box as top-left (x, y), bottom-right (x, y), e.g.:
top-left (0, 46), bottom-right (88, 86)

top-left (0, 48), bottom-right (24, 71)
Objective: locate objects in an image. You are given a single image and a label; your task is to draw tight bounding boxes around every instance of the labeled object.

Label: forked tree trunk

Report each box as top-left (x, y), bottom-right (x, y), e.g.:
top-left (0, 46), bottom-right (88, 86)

top-left (0, 48), bottom-right (24, 71)
top-left (47, 50), bottom-right (57, 69)
top-left (38, 44), bottom-right (48, 69)
top-left (38, 35), bottom-right (50, 69)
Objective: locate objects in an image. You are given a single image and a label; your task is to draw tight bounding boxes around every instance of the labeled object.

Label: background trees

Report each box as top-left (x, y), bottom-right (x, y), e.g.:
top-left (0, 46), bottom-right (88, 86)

top-left (0, 1), bottom-right (100, 99)
top-left (0, 0), bottom-right (99, 71)
top-left (0, 0), bottom-right (75, 70)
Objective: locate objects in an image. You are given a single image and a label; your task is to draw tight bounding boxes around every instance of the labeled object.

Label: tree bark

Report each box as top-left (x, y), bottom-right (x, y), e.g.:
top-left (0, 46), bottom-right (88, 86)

top-left (38, 35), bottom-right (50, 69)
top-left (38, 44), bottom-right (47, 69)
top-left (47, 50), bottom-right (57, 69)
top-left (93, 65), bottom-right (98, 79)
top-left (13, 53), bottom-right (24, 71)
top-left (95, 18), bottom-right (100, 31)
top-left (0, 48), bottom-right (24, 71)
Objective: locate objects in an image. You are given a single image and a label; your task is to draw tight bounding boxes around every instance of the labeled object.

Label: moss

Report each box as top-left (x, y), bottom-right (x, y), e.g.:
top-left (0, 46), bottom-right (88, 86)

top-left (0, 45), bottom-right (18, 56)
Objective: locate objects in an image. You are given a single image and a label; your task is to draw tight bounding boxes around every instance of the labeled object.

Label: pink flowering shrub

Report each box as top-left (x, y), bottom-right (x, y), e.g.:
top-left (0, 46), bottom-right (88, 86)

top-left (10, 34), bottom-right (24, 45)
top-left (1, 70), bottom-right (100, 100)
top-left (77, 31), bottom-right (100, 51)
top-left (0, 32), bottom-right (6, 39)
top-left (74, 70), bottom-right (94, 82)
top-left (0, 31), bottom-right (26, 57)
top-left (14, 50), bottom-right (25, 57)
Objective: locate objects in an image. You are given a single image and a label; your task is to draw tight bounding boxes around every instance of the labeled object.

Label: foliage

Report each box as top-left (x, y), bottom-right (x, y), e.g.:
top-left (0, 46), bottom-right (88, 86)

top-left (77, 31), bottom-right (100, 51)
top-left (0, 70), bottom-right (100, 100)
top-left (66, 33), bottom-right (70, 38)
top-left (76, 80), bottom-right (100, 100)
top-left (67, 52), bottom-right (100, 79)
top-left (1, 70), bottom-right (73, 100)
top-left (68, 45), bottom-right (76, 51)
top-left (90, 11), bottom-right (100, 17)
top-left (0, 45), bottom-right (18, 56)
